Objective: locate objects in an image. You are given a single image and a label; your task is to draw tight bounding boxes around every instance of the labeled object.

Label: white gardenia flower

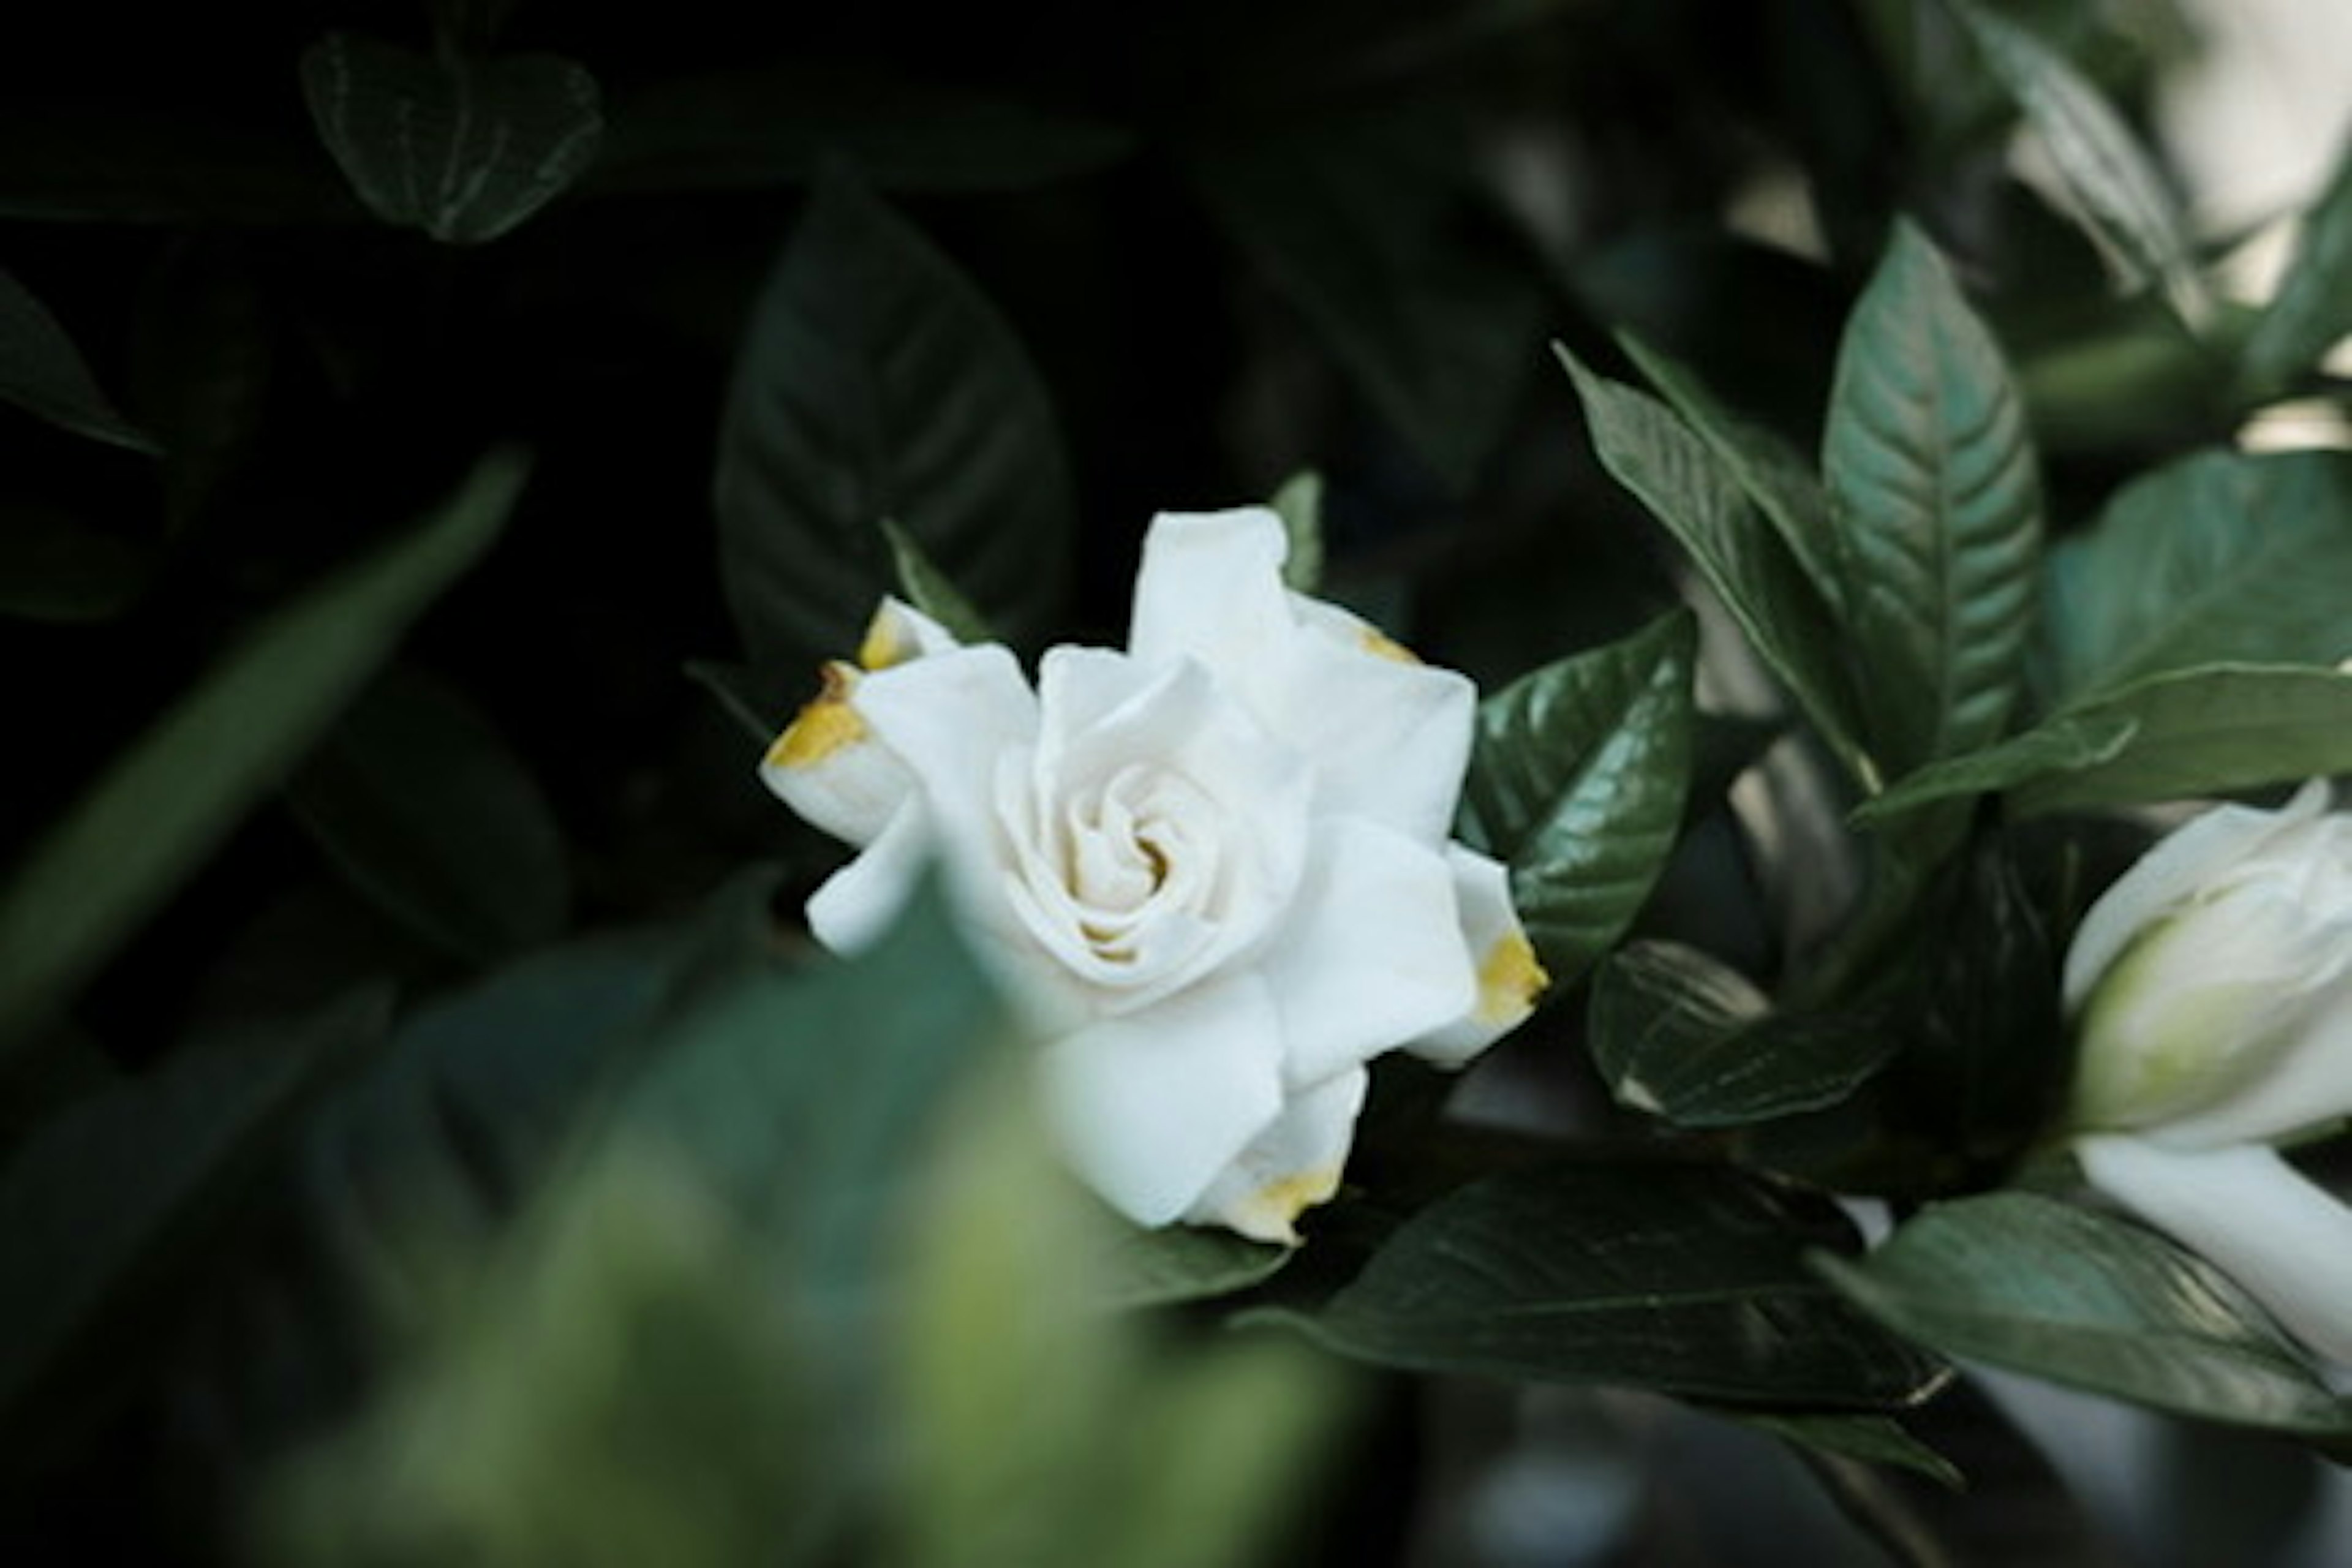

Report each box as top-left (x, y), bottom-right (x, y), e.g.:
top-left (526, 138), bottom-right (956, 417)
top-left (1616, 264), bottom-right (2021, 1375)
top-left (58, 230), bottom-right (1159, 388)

top-left (760, 508), bottom-right (1547, 1243)
top-left (2065, 781), bottom-right (2352, 1363)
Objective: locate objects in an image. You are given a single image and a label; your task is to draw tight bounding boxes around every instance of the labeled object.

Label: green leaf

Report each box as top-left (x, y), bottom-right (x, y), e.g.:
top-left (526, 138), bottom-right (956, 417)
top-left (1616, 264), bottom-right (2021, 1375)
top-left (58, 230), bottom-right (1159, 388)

top-left (1258, 1163), bottom-right (1948, 1408)
top-left (1268, 469), bottom-right (1325, 595)
top-left (0, 100), bottom-right (359, 224)
top-left (2014, 665), bottom-right (2352, 813)
top-left (715, 168), bottom-right (1073, 673)
top-left (1555, 345), bottom-right (1871, 780)
top-left (287, 668), bottom-right (571, 965)
top-left (2040, 448), bottom-right (2352, 703)
top-left (1087, 1223), bottom-right (1292, 1311)
top-left (1460, 611), bottom-right (1698, 984)
top-left (1850, 710), bottom-right (2138, 824)
top-left (879, 517), bottom-right (995, 646)
top-left (590, 66), bottom-right (1131, 195)
top-left (0, 502), bottom-right (154, 622)
top-left (685, 658), bottom-right (787, 744)
top-left (1823, 221), bottom-right (2041, 778)
top-left (300, 34), bottom-right (603, 244)
top-left (1820, 1193), bottom-right (2352, 1434)
top-left (2242, 140), bottom-right (2352, 393)
top-left (1949, 0), bottom-right (2211, 328)
top-left (0, 449), bottom-right (526, 1071)
top-left (1730, 1411), bottom-right (1962, 1490)
top-left (0, 990), bottom-right (388, 1473)
top-left (0, 266), bottom-right (159, 454)
top-left (1188, 100), bottom-right (1547, 488)
top-left (1588, 941), bottom-right (1896, 1128)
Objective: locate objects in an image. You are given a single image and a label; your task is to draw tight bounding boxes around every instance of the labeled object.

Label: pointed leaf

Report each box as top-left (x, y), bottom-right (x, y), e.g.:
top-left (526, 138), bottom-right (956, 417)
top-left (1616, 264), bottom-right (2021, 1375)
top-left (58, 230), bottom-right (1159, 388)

top-left (1819, 1193), bottom-right (2352, 1434)
top-left (1556, 345), bottom-right (1871, 778)
top-left (0, 450), bottom-right (526, 1069)
top-left (1823, 222), bottom-right (2041, 776)
top-left (1088, 1223), bottom-right (1291, 1311)
top-left (1460, 611), bottom-right (1697, 983)
top-left (1851, 710), bottom-right (2137, 824)
top-left (2242, 139), bottom-right (2352, 393)
top-left (0, 266), bottom-right (158, 453)
top-left (879, 517), bottom-right (994, 646)
top-left (2040, 448), bottom-right (2352, 703)
top-left (300, 34), bottom-right (603, 244)
top-left (1589, 941), bottom-right (1897, 1128)
top-left (2016, 665), bottom-right (2352, 813)
top-left (715, 169), bottom-right (1072, 672)
top-left (1258, 1163), bottom-right (1949, 1408)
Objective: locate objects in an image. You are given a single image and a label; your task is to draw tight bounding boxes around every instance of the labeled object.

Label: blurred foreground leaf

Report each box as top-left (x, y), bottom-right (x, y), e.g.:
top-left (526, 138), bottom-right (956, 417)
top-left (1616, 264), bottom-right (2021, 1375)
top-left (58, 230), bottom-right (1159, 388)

top-left (2239, 124), bottom-right (2352, 394)
top-left (1821, 1193), bottom-right (2352, 1436)
top-left (0, 450), bottom-right (527, 1070)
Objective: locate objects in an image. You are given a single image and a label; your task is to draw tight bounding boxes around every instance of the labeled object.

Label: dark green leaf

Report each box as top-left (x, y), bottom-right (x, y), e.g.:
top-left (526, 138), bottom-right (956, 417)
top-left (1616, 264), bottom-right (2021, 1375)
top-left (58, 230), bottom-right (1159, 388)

top-left (0, 101), bottom-right (360, 223)
top-left (880, 518), bottom-right (994, 646)
top-left (1850, 711), bottom-right (2138, 824)
top-left (300, 34), bottom-right (603, 244)
top-left (1950, 0), bottom-right (2211, 328)
top-left (0, 449), bottom-right (526, 1071)
top-left (715, 168), bottom-right (1072, 672)
top-left (1088, 1223), bottom-right (1291, 1311)
top-left (1188, 101), bottom-right (1547, 488)
top-left (685, 659), bottom-right (789, 744)
top-left (287, 668), bottom-right (571, 965)
top-left (1258, 1163), bottom-right (1948, 1408)
top-left (0, 502), bottom-right (154, 622)
top-left (2242, 140), bottom-right (2352, 393)
top-left (0, 990), bottom-right (388, 1472)
top-left (2040, 448), bottom-right (2352, 702)
top-left (1731, 1411), bottom-right (1962, 1490)
top-left (0, 266), bottom-right (158, 453)
top-left (1820, 1193), bottom-right (2352, 1434)
top-left (1555, 345), bottom-right (1871, 778)
top-left (1588, 941), bottom-right (1896, 1128)
top-left (1268, 469), bottom-right (1325, 595)
top-left (590, 66), bottom-right (1129, 195)
top-left (1460, 611), bottom-right (1697, 983)
top-left (2015, 665), bottom-right (2352, 813)
top-left (1823, 221), bottom-right (2041, 777)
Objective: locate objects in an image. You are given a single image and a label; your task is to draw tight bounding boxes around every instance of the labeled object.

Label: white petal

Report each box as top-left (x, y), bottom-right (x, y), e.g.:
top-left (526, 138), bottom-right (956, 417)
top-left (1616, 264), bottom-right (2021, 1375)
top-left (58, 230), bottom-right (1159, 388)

top-left (2150, 978), bottom-right (2352, 1147)
top-left (760, 662), bottom-right (914, 846)
top-left (1041, 975), bottom-right (1286, 1228)
top-left (2077, 1134), bottom-right (2352, 1366)
top-left (852, 644), bottom-right (1038, 848)
top-left (1126, 507), bottom-right (1294, 678)
top-left (805, 803), bottom-right (930, 954)
top-left (1257, 817), bottom-right (1478, 1087)
top-left (1411, 845), bottom-right (1549, 1068)
top-left (858, 595), bottom-right (960, 668)
top-left (2064, 781), bottom-right (2332, 1011)
top-left (1263, 612), bottom-right (1476, 842)
top-left (1184, 1068), bottom-right (1369, 1245)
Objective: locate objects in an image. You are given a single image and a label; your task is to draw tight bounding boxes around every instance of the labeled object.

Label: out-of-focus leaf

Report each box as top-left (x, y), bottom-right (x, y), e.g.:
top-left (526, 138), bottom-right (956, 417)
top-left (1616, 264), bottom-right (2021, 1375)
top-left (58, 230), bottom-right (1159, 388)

top-left (1588, 941), bottom-right (1895, 1128)
top-left (1188, 100), bottom-right (1548, 489)
top-left (2240, 126), bottom-right (2352, 394)
top-left (715, 168), bottom-right (1072, 673)
top-left (1731, 1411), bottom-right (1961, 1490)
top-left (1088, 1223), bottom-right (1291, 1311)
top-left (0, 502), bottom-right (154, 622)
top-left (1460, 611), bottom-right (1697, 984)
top-left (879, 518), bottom-right (993, 646)
top-left (1268, 469), bottom-right (1325, 595)
top-left (1257, 1163), bottom-right (1949, 1408)
top-left (1950, 0), bottom-right (2211, 327)
top-left (0, 266), bottom-right (158, 453)
top-left (0, 991), bottom-right (388, 1475)
top-left (287, 668), bottom-right (571, 965)
top-left (1850, 711), bottom-right (2138, 824)
top-left (2039, 449), bottom-right (2352, 703)
top-left (1556, 346), bottom-right (1871, 780)
top-left (0, 450), bottom-right (526, 1071)
top-left (1822, 222), bottom-right (2041, 780)
top-left (685, 659), bottom-right (789, 745)
top-left (590, 66), bottom-right (1130, 195)
top-left (129, 239), bottom-right (276, 532)
top-left (2015, 665), bottom-right (2352, 813)
top-left (1820, 1193), bottom-right (2352, 1434)
top-left (0, 102), bottom-right (360, 224)
top-left (300, 34), bottom-right (602, 244)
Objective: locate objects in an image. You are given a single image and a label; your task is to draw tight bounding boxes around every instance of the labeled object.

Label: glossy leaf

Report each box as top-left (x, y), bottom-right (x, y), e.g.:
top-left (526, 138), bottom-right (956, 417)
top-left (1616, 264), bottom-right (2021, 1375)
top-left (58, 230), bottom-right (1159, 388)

top-left (287, 668), bottom-right (571, 965)
top-left (300, 34), bottom-right (603, 244)
top-left (1088, 1223), bottom-right (1291, 1311)
top-left (0, 450), bottom-right (526, 1069)
top-left (1850, 711), bottom-right (2137, 824)
top-left (1588, 941), bottom-right (1896, 1128)
top-left (1261, 1163), bottom-right (1949, 1408)
top-left (1460, 611), bottom-right (1697, 983)
top-left (1731, 1411), bottom-right (1961, 1490)
top-left (1820, 1193), bottom-right (2352, 1434)
top-left (2040, 448), bottom-right (2352, 703)
top-left (0, 266), bottom-right (158, 454)
top-left (1823, 221), bottom-right (2041, 778)
top-left (2242, 138), bottom-right (2352, 393)
top-left (2015, 665), bottom-right (2352, 813)
top-left (715, 168), bottom-right (1072, 673)
top-left (1951, 0), bottom-right (2210, 327)
top-left (1556, 345), bottom-right (1870, 778)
